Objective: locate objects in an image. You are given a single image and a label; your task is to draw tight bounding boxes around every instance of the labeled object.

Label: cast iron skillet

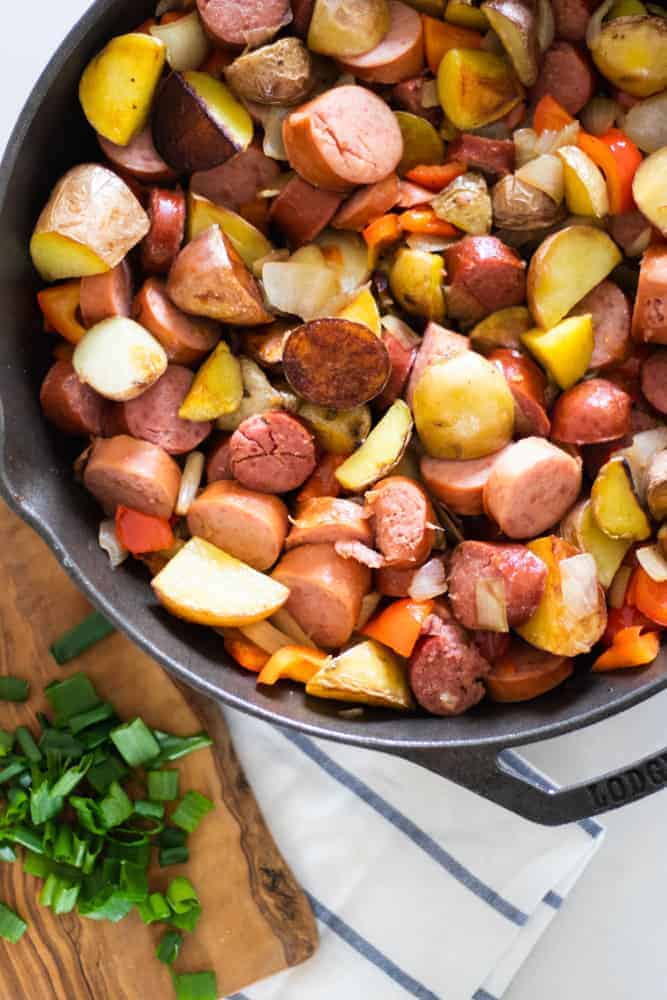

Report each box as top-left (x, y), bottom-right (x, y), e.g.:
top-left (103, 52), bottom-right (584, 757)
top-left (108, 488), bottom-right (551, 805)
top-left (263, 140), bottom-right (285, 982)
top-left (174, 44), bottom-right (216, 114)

top-left (2, 0), bottom-right (667, 827)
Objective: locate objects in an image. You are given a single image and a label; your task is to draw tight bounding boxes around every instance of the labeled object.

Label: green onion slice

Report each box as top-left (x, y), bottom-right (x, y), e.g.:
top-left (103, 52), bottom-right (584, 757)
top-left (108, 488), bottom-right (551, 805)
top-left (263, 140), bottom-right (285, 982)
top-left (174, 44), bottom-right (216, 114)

top-left (156, 929), bottom-right (183, 965)
top-left (172, 971), bottom-right (217, 1000)
top-left (148, 769), bottom-right (180, 802)
top-left (111, 719), bottom-right (160, 768)
top-left (172, 792), bottom-right (213, 834)
top-left (0, 901), bottom-right (27, 942)
top-left (49, 612), bottom-right (114, 665)
top-left (0, 677), bottom-right (29, 702)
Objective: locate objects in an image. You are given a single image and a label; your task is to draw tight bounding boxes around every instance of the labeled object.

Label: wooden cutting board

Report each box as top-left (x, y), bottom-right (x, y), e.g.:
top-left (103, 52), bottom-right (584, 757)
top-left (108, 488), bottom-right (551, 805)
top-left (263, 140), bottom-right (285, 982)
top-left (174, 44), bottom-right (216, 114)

top-left (0, 500), bottom-right (318, 999)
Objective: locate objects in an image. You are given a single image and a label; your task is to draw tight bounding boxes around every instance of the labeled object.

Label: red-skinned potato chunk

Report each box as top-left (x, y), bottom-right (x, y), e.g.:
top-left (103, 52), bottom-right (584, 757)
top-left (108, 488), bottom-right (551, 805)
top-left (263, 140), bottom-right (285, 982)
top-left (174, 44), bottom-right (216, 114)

top-left (367, 476), bottom-right (435, 568)
top-left (551, 378), bottom-right (632, 445)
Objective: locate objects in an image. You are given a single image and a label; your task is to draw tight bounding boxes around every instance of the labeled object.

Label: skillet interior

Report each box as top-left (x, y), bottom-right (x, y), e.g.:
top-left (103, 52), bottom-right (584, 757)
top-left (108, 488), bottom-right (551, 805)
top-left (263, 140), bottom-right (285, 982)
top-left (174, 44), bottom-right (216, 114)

top-left (2, 0), bottom-right (667, 756)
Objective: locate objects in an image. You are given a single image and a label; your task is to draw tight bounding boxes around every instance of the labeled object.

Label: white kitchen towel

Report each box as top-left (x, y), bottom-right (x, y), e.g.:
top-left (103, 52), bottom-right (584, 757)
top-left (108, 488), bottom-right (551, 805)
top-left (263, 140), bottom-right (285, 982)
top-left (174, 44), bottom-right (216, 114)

top-left (223, 710), bottom-right (604, 1000)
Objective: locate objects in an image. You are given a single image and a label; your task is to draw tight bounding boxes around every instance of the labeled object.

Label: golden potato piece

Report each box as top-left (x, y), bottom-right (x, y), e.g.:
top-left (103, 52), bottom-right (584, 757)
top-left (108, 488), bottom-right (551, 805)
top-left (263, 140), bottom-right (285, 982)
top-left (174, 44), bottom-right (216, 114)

top-left (283, 319), bottom-right (391, 408)
top-left (335, 399), bottom-right (413, 491)
top-left (224, 37), bottom-right (314, 105)
top-left (336, 288), bottom-right (382, 336)
top-left (187, 191), bottom-right (274, 267)
top-left (557, 146), bottom-right (609, 219)
top-left (590, 15), bottom-right (667, 98)
top-left (79, 33), bottom-right (166, 146)
top-left (527, 225), bottom-right (622, 329)
top-left (591, 457), bottom-right (651, 541)
top-left (437, 48), bottom-right (523, 130)
top-left (469, 306), bottom-right (533, 354)
top-left (516, 536), bottom-right (607, 657)
top-left (178, 342), bottom-right (243, 421)
top-left (389, 248), bottom-right (446, 321)
top-left (394, 112), bottom-right (445, 175)
top-left (307, 0), bottom-right (391, 58)
top-left (560, 499), bottom-right (631, 588)
top-left (632, 147), bottom-right (667, 236)
top-left (299, 402), bottom-right (372, 455)
top-left (521, 314), bottom-right (593, 390)
top-left (306, 639), bottom-right (414, 709)
top-left (481, 0), bottom-right (539, 86)
top-left (152, 536), bottom-right (289, 627)
top-left (30, 164), bottom-right (150, 282)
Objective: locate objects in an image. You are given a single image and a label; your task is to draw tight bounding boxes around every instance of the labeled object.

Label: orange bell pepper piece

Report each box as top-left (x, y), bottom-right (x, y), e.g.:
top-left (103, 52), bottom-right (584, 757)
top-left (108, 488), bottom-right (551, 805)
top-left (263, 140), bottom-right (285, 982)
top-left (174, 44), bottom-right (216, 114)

top-left (592, 625), bottom-right (660, 671)
top-left (533, 94), bottom-right (574, 135)
top-left (577, 128), bottom-right (643, 215)
top-left (115, 506), bottom-right (174, 555)
top-left (224, 631), bottom-right (270, 673)
top-left (257, 645), bottom-right (329, 686)
top-left (422, 15), bottom-right (483, 74)
top-left (37, 281), bottom-right (87, 344)
top-left (627, 566), bottom-right (667, 627)
top-left (52, 340), bottom-right (75, 362)
top-left (297, 453), bottom-right (347, 505)
top-left (602, 602), bottom-right (654, 646)
top-left (399, 208), bottom-right (458, 237)
top-left (362, 598), bottom-right (433, 658)
top-left (404, 161), bottom-right (467, 192)
top-left (363, 213), bottom-right (402, 267)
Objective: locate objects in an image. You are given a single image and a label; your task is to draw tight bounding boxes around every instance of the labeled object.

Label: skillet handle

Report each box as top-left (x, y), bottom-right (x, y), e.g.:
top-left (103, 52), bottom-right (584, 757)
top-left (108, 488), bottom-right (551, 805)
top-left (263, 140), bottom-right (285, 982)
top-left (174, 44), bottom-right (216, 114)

top-left (385, 742), bottom-right (667, 825)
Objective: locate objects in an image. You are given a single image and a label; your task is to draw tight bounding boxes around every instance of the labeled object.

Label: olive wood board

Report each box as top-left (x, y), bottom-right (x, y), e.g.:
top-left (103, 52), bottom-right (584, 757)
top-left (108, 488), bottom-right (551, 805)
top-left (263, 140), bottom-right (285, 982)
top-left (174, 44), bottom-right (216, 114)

top-left (0, 499), bottom-right (318, 998)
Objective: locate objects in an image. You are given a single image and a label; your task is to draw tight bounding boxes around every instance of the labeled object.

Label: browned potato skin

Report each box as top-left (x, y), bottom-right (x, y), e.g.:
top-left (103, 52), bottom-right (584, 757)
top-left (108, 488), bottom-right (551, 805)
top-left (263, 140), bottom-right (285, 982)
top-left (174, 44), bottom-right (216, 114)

top-left (492, 175), bottom-right (563, 231)
top-left (167, 225), bottom-right (273, 325)
top-left (283, 318), bottom-right (391, 409)
top-left (153, 72), bottom-right (237, 173)
top-left (224, 38), bottom-right (315, 106)
top-left (481, 0), bottom-right (539, 87)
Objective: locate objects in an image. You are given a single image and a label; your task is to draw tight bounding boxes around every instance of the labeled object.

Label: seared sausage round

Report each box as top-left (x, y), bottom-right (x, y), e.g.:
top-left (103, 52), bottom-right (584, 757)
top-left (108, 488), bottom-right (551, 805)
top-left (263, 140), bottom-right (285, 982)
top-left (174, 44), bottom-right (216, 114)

top-left (420, 447), bottom-right (509, 516)
top-left (191, 144), bottom-right (281, 209)
top-left (196, 0), bottom-right (291, 48)
top-left (133, 278), bottom-right (220, 366)
top-left (283, 85), bottom-right (404, 191)
top-left (551, 0), bottom-right (597, 41)
top-left (448, 540), bottom-right (547, 629)
top-left (97, 125), bottom-right (177, 184)
top-left (367, 476), bottom-right (435, 568)
top-left (141, 188), bottom-right (186, 275)
top-left (286, 497), bottom-right (373, 549)
top-left (409, 617), bottom-right (491, 716)
top-left (83, 435), bottom-right (181, 518)
top-left (229, 411), bottom-right (317, 493)
top-left (206, 435), bottom-right (233, 483)
top-left (272, 542), bottom-right (371, 647)
top-left (446, 134), bottom-right (515, 178)
top-left (530, 41), bottom-right (596, 115)
top-left (483, 437), bottom-right (582, 539)
top-left (106, 365), bottom-right (212, 455)
top-left (269, 175), bottom-right (343, 248)
top-left (337, 1), bottom-right (424, 85)
top-left (569, 280), bottom-right (631, 370)
top-left (444, 236), bottom-right (527, 325)
top-left (641, 351), bottom-right (667, 415)
top-left (332, 174), bottom-right (400, 231)
top-left (40, 361), bottom-right (109, 437)
top-left (551, 378), bottom-right (632, 444)
top-left (633, 247), bottom-right (667, 344)
top-left (187, 480), bottom-right (288, 571)
top-left (80, 261), bottom-right (132, 328)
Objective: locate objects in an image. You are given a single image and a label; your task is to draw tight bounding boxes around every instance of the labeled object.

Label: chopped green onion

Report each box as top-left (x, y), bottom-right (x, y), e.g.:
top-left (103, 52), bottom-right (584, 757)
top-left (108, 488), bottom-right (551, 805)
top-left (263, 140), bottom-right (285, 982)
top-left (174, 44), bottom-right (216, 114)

top-left (45, 674), bottom-right (100, 725)
top-left (0, 677), bottom-right (29, 702)
top-left (39, 729), bottom-right (84, 759)
top-left (111, 719), bottom-right (160, 768)
top-left (30, 781), bottom-right (64, 826)
top-left (4, 825), bottom-right (44, 853)
top-left (22, 851), bottom-right (80, 880)
top-left (166, 877), bottom-right (201, 929)
top-left (4, 788), bottom-right (29, 825)
top-left (98, 782), bottom-right (133, 829)
top-left (134, 800), bottom-right (165, 820)
top-left (151, 731), bottom-right (213, 765)
top-left (78, 887), bottom-right (134, 923)
top-left (172, 971), bottom-right (217, 1000)
top-left (0, 761), bottom-right (28, 785)
top-left (172, 792), bottom-right (213, 834)
top-left (49, 612), bottom-right (114, 665)
top-left (50, 757), bottom-right (93, 799)
top-left (0, 730), bottom-right (14, 757)
top-left (156, 930), bottom-right (183, 965)
top-left (67, 702), bottom-right (115, 734)
top-left (137, 891), bottom-right (172, 924)
top-left (15, 727), bottom-right (41, 763)
top-left (78, 720), bottom-right (118, 751)
top-left (69, 797), bottom-right (106, 836)
top-left (159, 827), bottom-right (188, 849)
top-left (0, 845), bottom-right (16, 863)
top-left (0, 901), bottom-right (27, 942)
top-left (39, 874), bottom-right (80, 914)
top-left (87, 756), bottom-right (128, 795)
top-left (148, 769), bottom-right (180, 802)
top-left (159, 845), bottom-right (190, 868)
top-left (119, 861), bottom-right (149, 903)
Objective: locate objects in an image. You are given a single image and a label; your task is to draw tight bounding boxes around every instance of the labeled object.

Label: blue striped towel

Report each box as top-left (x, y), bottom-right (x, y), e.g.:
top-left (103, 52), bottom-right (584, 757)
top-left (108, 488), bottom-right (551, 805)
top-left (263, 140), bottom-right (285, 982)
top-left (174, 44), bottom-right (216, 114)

top-left (224, 709), bottom-right (604, 1000)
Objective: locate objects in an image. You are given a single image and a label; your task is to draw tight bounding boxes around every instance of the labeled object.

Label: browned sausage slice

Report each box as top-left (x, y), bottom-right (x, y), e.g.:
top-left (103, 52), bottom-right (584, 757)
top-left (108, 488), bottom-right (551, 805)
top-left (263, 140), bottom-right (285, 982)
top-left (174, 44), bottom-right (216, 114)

top-left (446, 134), bottom-right (514, 177)
top-left (444, 236), bottom-right (527, 325)
top-left (332, 174), bottom-right (400, 232)
top-left (420, 449), bottom-right (508, 516)
top-left (141, 188), bottom-right (186, 275)
top-left (448, 540), bottom-right (547, 629)
top-left (409, 618), bottom-right (491, 716)
top-left (483, 437), bottom-right (582, 539)
top-left (337, 1), bottom-right (424, 85)
top-left (197, 0), bottom-right (292, 48)
top-left (530, 41), bottom-right (596, 115)
top-left (133, 278), bottom-right (220, 366)
top-left (375, 321), bottom-right (418, 409)
top-left (551, 378), bottom-right (632, 444)
top-left (206, 434), bottom-right (233, 482)
top-left (486, 639), bottom-right (574, 702)
top-left (569, 280), bottom-right (631, 370)
top-left (292, 0), bottom-right (316, 36)
top-left (632, 246), bottom-right (667, 344)
top-left (40, 361), bottom-right (109, 437)
top-left (272, 542), bottom-right (371, 648)
top-left (97, 126), bottom-right (177, 184)
top-left (283, 85), bottom-right (404, 192)
top-left (191, 144), bottom-right (281, 209)
top-left (286, 497), bottom-right (373, 549)
top-left (229, 411), bottom-right (317, 493)
top-left (106, 365), bottom-right (212, 455)
top-left (80, 261), bottom-right (132, 329)
top-left (551, 0), bottom-right (597, 41)
top-left (405, 322), bottom-right (468, 406)
top-left (187, 480), bottom-right (288, 571)
top-left (83, 435), bottom-right (181, 518)
top-left (641, 351), bottom-right (667, 415)
top-left (367, 476), bottom-right (435, 568)
top-left (269, 176), bottom-right (343, 248)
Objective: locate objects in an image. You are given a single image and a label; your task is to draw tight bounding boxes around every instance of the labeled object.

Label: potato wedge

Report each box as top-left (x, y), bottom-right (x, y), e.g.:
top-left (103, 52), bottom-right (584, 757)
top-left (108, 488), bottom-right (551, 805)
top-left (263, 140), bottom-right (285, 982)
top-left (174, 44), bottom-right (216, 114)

top-left (590, 15), bottom-right (667, 97)
top-left (149, 11), bottom-right (210, 72)
top-left (526, 225), bottom-right (622, 329)
top-left (30, 164), bottom-right (150, 282)
top-left (152, 71), bottom-right (253, 173)
top-left (73, 317), bottom-right (167, 401)
top-left (178, 342), bottom-right (243, 421)
top-left (437, 48), bottom-right (524, 130)
top-left (187, 191), bottom-right (273, 267)
top-left (432, 171), bottom-right (492, 235)
top-left (389, 248), bottom-right (446, 321)
top-left (632, 147), bottom-right (667, 236)
top-left (307, 0), bottom-right (391, 58)
top-left (481, 0), bottom-right (539, 86)
top-left (516, 536), bottom-right (607, 656)
top-left (335, 399), bottom-right (413, 491)
top-left (217, 357), bottom-right (299, 431)
top-left (305, 638), bottom-right (414, 710)
top-left (152, 536), bottom-right (289, 627)
top-left (168, 225), bottom-right (273, 325)
top-left (299, 403), bottom-right (372, 454)
top-left (79, 33), bottom-right (166, 146)
top-left (560, 499), bottom-right (631, 588)
top-left (521, 314), bottom-right (593, 390)
top-left (646, 449), bottom-right (667, 520)
top-left (224, 37), bottom-right (314, 105)
top-left (336, 287), bottom-right (382, 336)
top-left (469, 306), bottom-right (533, 353)
top-left (591, 457), bottom-right (651, 540)
top-left (557, 146), bottom-right (609, 219)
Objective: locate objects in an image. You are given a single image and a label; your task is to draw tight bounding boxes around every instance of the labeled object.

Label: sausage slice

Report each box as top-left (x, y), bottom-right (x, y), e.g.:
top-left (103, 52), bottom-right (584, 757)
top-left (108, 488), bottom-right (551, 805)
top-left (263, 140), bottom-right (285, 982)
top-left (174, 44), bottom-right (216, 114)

top-left (337, 1), bottom-right (424, 85)
top-left (483, 437), bottom-right (582, 539)
top-left (80, 261), bottom-right (132, 328)
top-left (187, 480), bottom-right (288, 571)
top-left (569, 280), bottom-right (631, 370)
top-left (486, 639), bottom-right (573, 702)
top-left (530, 41), bottom-right (596, 115)
top-left (641, 351), bottom-right (667, 415)
top-left (269, 175), bottom-right (343, 248)
top-left (632, 246), bottom-right (667, 344)
top-left (448, 540), bottom-right (547, 629)
top-left (409, 617), bottom-right (491, 716)
top-left (447, 134), bottom-right (515, 178)
top-left (97, 125), bottom-right (177, 184)
top-left (367, 476), bottom-right (435, 568)
top-left (229, 411), bottom-right (317, 493)
top-left (196, 0), bottom-right (292, 48)
top-left (420, 448), bottom-right (508, 516)
top-left (133, 278), bottom-right (220, 366)
top-left (206, 434), bottom-right (233, 482)
top-left (286, 497), bottom-right (373, 550)
top-left (83, 435), bottom-right (181, 518)
top-left (141, 188), bottom-right (186, 275)
top-left (272, 542), bottom-right (371, 648)
top-left (331, 174), bottom-right (400, 232)
top-left (444, 236), bottom-right (527, 325)
top-left (40, 361), bottom-right (109, 437)
top-left (191, 144), bottom-right (281, 209)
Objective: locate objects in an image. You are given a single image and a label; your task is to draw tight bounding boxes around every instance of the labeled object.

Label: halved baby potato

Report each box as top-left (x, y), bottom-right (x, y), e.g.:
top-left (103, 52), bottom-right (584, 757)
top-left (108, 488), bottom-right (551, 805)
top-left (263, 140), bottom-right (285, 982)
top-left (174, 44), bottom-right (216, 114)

top-left (557, 146), bottom-right (609, 219)
top-left (178, 341), bottom-right (243, 421)
top-left (589, 14), bottom-right (667, 98)
top-left (389, 248), bottom-right (446, 321)
top-left (307, 0), bottom-right (391, 58)
top-left (591, 457), bottom-right (652, 541)
top-left (437, 48), bottom-right (524, 130)
top-left (79, 33), bottom-right (166, 146)
top-left (73, 317), bottom-right (167, 401)
top-left (30, 164), bottom-right (150, 281)
top-left (469, 306), bottom-right (533, 354)
top-left (152, 536), bottom-right (289, 627)
top-left (187, 191), bottom-right (274, 267)
top-left (335, 398), bottom-right (413, 491)
top-left (305, 638), bottom-right (414, 710)
top-left (560, 499), bottom-right (631, 588)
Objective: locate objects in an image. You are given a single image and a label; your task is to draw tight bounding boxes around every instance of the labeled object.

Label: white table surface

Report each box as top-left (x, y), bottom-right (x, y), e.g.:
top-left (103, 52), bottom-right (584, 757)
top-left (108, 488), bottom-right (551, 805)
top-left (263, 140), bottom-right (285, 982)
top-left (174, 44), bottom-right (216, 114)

top-left (4, 5), bottom-right (667, 998)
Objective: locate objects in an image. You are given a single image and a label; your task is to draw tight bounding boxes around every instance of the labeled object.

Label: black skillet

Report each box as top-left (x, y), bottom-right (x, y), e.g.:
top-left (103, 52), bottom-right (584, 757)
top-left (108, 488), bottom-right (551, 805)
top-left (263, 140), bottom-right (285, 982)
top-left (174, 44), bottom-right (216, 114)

top-left (2, 0), bottom-right (667, 826)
